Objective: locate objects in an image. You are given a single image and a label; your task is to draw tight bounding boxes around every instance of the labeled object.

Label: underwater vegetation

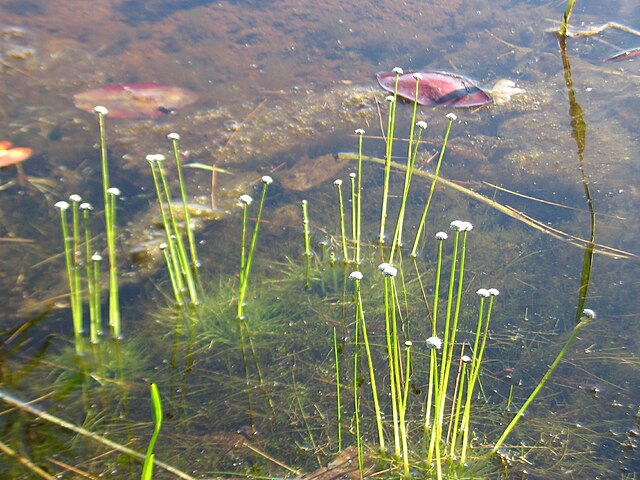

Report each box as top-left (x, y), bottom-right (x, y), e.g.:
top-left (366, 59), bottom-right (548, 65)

top-left (0, 50), bottom-right (617, 479)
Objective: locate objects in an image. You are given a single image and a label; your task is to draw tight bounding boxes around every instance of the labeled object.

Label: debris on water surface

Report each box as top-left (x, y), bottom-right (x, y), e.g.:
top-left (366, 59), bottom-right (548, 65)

top-left (0, 141), bottom-right (32, 167)
top-left (73, 84), bottom-right (198, 119)
top-left (605, 46), bottom-right (640, 62)
top-left (376, 70), bottom-right (492, 107)
top-left (489, 79), bottom-right (526, 106)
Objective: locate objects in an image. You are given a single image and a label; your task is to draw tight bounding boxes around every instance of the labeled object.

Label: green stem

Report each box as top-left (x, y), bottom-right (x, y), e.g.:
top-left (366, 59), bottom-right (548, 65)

top-left (169, 133), bottom-right (200, 280)
top-left (334, 181), bottom-right (349, 263)
top-left (411, 115), bottom-right (454, 257)
top-left (492, 313), bottom-right (595, 453)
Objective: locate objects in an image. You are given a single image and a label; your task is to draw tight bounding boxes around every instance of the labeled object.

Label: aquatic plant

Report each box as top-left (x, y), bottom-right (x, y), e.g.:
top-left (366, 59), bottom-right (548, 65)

top-left (167, 133), bottom-right (201, 286)
top-left (141, 383), bottom-right (163, 480)
top-left (54, 200), bottom-right (82, 352)
top-left (146, 153), bottom-right (199, 306)
top-left (332, 179), bottom-right (349, 263)
top-left (236, 177), bottom-right (274, 413)
top-left (94, 106), bottom-right (121, 339)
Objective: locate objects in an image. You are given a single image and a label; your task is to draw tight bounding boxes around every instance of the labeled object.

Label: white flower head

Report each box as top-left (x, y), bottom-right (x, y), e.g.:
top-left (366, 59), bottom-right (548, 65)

top-left (378, 262), bottom-right (391, 272)
top-left (435, 231), bottom-right (448, 241)
top-left (239, 194), bottom-right (253, 206)
top-left (261, 175), bottom-right (273, 185)
top-left (416, 120), bottom-right (428, 130)
top-left (446, 112), bottom-right (458, 121)
top-left (355, 128), bottom-right (365, 135)
top-left (426, 336), bottom-right (443, 350)
top-left (93, 105), bottom-right (109, 115)
top-left (450, 220), bottom-right (464, 231)
top-left (107, 187), bottom-right (121, 196)
top-left (145, 154), bottom-right (166, 162)
top-left (382, 265), bottom-right (398, 278)
top-left (392, 67), bottom-right (404, 75)
top-left (69, 194), bottom-right (82, 202)
top-left (405, 340), bottom-right (413, 347)
top-left (459, 221), bottom-right (474, 232)
top-left (461, 355), bottom-right (472, 364)
top-left (488, 288), bottom-right (500, 297)
top-left (91, 253), bottom-right (102, 262)
top-left (167, 132), bottom-right (181, 140)
top-left (385, 95), bottom-right (395, 103)
top-left (159, 243), bottom-right (168, 250)
top-left (349, 271), bottom-right (363, 282)
top-left (301, 199), bottom-right (308, 206)
top-left (349, 172), bottom-right (356, 178)
top-left (333, 179), bottom-right (343, 186)
top-left (412, 72), bottom-right (424, 81)
top-left (581, 308), bottom-right (596, 320)
top-left (476, 288), bottom-right (490, 298)
top-left (79, 202), bottom-right (93, 210)
top-left (54, 200), bottom-right (70, 210)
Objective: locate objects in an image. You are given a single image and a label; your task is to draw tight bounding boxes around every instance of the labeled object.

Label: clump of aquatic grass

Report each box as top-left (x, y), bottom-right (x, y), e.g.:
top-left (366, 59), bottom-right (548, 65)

top-left (55, 200), bottom-right (82, 352)
top-left (378, 67), bottom-right (403, 244)
top-left (349, 271), bottom-right (385, 455)
top-left (298, 76), bottom-right (597, 478)
top-left (167, 133), bottom-right (201, 283)
top-left (80, 202), bottom-right (102, 343)
top-left (410, 113), bottom-right (456, 258)
top-left (236, 177), bottom-right (274, 413)
top-left (94, 106), bottom-right (121, 338)
top-left (237, 176), bottom-right (272, 317)
top-left (388, 73), bottom-right (426, 263)
top-left (146, 153), bottom-right (198, 307)
top-left (56, 195), bottom-right (106, 349)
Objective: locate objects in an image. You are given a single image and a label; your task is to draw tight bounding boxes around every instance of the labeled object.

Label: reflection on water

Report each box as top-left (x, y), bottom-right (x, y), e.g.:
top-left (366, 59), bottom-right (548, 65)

top-left (1, 0), bottom-right (639, 477)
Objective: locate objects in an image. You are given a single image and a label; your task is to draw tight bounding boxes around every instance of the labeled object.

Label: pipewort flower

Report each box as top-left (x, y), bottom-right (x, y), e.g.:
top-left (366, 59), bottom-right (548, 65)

top-left (378, 262), bottom-right (391, 272)
top-left (93, 105), bottom-right (109, 115)
top-left (355, 128), bottom-right (365, 135)
top-left (581, 308), bottom-right (596, 320)
top-left (435, 231), bottom-right (448, 241)
top-left (382, 265), bottom-right (398, 278)
top-left (392, 67), bottom-right (404, 75)
top-left (349, 271), bottom-right (363, 282)
top-left (450, 220), bottom-right (465, 231)
top-left (426, 336), bottom-right (443, 350)
top-left (238, 194), bottom-right (253, 206)
top-left (412, 72), bottom-right (424, 81)
top-left (416, 120), bottom-right (428, 130)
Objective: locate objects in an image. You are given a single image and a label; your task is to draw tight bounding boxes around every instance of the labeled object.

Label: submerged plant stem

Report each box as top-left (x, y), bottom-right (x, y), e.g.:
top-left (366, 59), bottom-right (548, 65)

top-left (491, 314), bottom-right (595, 453)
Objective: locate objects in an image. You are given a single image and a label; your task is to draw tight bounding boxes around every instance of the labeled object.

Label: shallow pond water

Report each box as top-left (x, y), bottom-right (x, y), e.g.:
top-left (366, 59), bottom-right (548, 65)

top-left (0, 0), bottom-right (639, 478)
